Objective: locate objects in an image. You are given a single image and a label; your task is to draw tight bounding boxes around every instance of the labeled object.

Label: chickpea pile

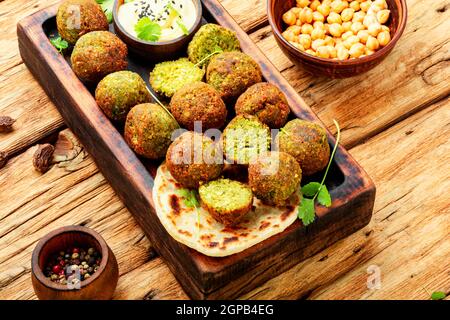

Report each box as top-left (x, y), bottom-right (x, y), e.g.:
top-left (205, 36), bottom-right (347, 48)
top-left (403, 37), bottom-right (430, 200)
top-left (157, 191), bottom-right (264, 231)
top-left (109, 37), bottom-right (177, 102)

top-left (282, 0), bottom-right (392, 60)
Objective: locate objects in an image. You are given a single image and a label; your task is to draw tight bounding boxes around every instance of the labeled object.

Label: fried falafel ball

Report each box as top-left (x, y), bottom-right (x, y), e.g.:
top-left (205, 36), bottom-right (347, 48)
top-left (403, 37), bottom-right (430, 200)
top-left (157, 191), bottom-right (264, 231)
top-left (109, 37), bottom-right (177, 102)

top-left (150, 58), bottom-right (205, 98)
top-left (235, 82), bottom-right (290, 128)
top-left (187, 24), bottom-right (241, 67)
top-left (276, 119), bottom-right (330, 176)
top-left (166, 131), bottom-right (224, 189)
top-left (71, 31), bottom-right (128, 83)
top-left (169, 82), bottom-right (227, 131)
top-left (206, 51), bottom-right (262, 103)
top-left (248, 151), bottom-right (302, 206)
top-left (222, 114), bottom-right (271, 165)
top-left (124, 103), bottom-right (179, 159)
top-left (199, 178), bottom-right (253, 226)
top-left (95, 71), bottom-right (151, 121)
top-left (56, 0), bottom-right (109, 45)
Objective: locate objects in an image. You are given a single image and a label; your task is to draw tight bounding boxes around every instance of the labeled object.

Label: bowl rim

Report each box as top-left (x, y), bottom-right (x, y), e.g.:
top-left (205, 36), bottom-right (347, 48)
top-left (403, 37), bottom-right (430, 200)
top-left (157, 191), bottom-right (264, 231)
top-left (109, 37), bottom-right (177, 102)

top-left (112, 0), bottom-right (203, 46)
top-left (31, 225), bottom-right (110, 291)
top-left (267, 0), bottom-right (408, 65)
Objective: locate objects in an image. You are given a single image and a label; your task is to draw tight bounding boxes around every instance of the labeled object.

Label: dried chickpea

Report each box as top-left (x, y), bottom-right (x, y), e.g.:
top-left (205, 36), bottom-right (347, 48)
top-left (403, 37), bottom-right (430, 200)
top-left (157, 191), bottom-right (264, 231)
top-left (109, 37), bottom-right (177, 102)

top-left (342, 21), bottom-right (352, 32)
top-left (351, 21), bottom-right (364, 34)
top-left (377, 30), bottom-right (391, 46)
top-left (290, 41), bottom-right (305, 51)
top-left (343, 35), bottom-right (360, 49)
top-left (324, 35), bottom-right (335, 46)
top-left (311, 39), bottom-right (326, 50)
top-left (334, 37), bottom-right (344, 46)
top-left (349, 42), bottom-right (365, 58)
top-left (324, 23), bottom-right (330, 33)
top-left (287, 25), bottom-right (302, 35)
top-left (311, 27), bottom-right (326, 40)
top-left (300, 7), bottom-right (314, 23)
top-left (282, 30), bottom-right (296, 42)
top-left (365, 48), bottom-right (375, 55)
top-left (317, 46), bottom-right (331, 58)
top-left (363, 13), bottom-right (377, 27)
top-left (341, 8), bottom-right (355, 22)
top-left (373, 0), bottom-right (387, 9)
top-left (310, 0), bottom-right (321, 11)
top-left (299, 34), bottom-right (312, 49)
top-left (297, 0), bottom-right (311, 8)
top-left (366, 35), bottom-right (380, 50)
top-left (337, 46), bottom-right (349, 59)
top-left (331, 0), bottom-right (348, 14)
top-left (357, 29), bottom-right (370, 43)
top-left (327, 11), bottom-right (342, 24)
top-left (360, 1), bottom-right (372, 12)
top-left (353, 11), bottom-right (365, 23)
top-left (381, 25), bottom-right (390, 33)
top-left (329, 23), bottom-right (344, 37)
top-left (313, 21), bottom-right (325, 29)
top-left (317, 3), bottom-right (331, 16)
top-left (313, 11), bottom-right (325, 22)
top-left (350, 1), bottom-right (360, 11)
top-left (368, 22), bottom-right (382, 36)
top-left (305, 49), bottom-right (317, 56)
top-left (292, 7), bottom-right (302, 15)
top-left (342, 30), bottom-right (354, 41)
top-left (328, 45), bottom-right (337, 58)
top-left (377, 9), bottom-right (390, 24)
top-left (301, 23), bottom-right (314, 34)
top-left (283, 10), bottom-right (297, 25)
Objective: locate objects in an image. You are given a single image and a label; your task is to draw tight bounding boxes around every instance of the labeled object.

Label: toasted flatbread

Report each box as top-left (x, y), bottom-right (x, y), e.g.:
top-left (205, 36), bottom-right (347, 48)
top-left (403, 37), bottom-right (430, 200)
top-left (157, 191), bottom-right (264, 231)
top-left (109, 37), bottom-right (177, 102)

top-left (153, 163), bottom-right (300, 257)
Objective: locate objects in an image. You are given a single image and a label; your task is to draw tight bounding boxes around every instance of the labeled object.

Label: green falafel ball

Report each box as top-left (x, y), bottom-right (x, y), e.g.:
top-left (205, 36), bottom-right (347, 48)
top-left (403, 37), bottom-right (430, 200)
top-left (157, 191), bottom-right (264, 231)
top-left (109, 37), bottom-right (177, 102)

top-left (187, 24), bottom-right (241, 67)
top-left (276, 119), bottom-right (330, 176)
top-left (166, 131), bottom-right (223, 189)
top-left (207, 51), bottom-right (262, 103)
top-left (235, 82), bottom-right (290, 128)
top-left (222, 115), bottom-right (270, 165)
top-left (124, 103), bottom-right (179, 159)
top-left (56, 0), bottom-right (109, 45)
top-left (248, 151), bottom-right (302, 206)
top-left (199, 178), bottom-right (253, 226)
top-left (71, 31), bottom-right (128, 83)
top-left (169, 82), bottom-right (227, 131)
top-left (150, 58), bottom-right (205, 98)
top-left (95, 71), bottom-right (151, 121)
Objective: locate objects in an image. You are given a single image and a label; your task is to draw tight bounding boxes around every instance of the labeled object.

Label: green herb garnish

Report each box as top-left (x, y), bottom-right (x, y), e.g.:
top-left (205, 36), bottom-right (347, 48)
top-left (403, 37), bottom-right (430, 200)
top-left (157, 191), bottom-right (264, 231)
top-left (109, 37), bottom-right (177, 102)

top-left (96, 0), bottom-right (114, 23)
top-left (176, 19), bottom-right (189, 35)
top-left (431, 291), bottom-right (446, 300)
top-left (50, 36), bottom-right (69, 54)
top-left (298, 119), bottom-right (341, 226)
top-left (135, 17), bottom-right (162, 42)
top-left (179, 189), bottom-right (200, 208)
top-left (194, 47), bottom-right (223, 68)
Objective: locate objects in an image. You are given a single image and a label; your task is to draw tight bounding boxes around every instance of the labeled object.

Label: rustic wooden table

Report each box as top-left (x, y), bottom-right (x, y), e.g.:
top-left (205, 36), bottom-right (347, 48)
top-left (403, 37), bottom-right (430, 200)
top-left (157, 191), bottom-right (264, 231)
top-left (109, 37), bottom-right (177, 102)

top-left (0, 0), bottom-right (449, 300)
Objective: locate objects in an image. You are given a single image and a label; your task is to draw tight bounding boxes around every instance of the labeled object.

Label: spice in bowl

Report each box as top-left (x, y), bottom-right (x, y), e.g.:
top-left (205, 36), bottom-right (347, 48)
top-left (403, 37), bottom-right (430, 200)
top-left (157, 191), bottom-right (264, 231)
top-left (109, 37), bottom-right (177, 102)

top-left (44, 247), bottom-right (102, 285)
top-left (281, 0), bottom-right (392, 59)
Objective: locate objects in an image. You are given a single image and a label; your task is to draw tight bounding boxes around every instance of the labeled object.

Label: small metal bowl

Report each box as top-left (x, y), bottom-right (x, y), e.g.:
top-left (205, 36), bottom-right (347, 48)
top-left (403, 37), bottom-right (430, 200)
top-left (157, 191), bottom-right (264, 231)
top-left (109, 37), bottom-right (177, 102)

top-left (113, 0), bottom-right (203, 61)
top-left (31, 226), bottom-right (119, 300)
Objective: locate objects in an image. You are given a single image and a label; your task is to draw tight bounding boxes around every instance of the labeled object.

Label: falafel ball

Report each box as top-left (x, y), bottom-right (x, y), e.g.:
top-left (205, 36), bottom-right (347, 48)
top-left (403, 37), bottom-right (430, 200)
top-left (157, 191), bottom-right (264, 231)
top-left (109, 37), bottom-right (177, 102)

top-left (206, 51), bottom-right (262, 103)
top-left (56, 0), bottom-right (109, 45)
top-left (95, 71), bottom-right (151, 121)
top-left (187, 24), bottom-right (241, 67)
top-left (199, 178), bottom-right (253, 226)
top-left (124, 103), bottom-right (179, 159)
top-left (222, 114), bottom-right (270, 165)
top-left (71, 31), bottom-right (128, 83)
top-left (169, 82), bottom-right (227, 131)
top-left (235, 82), bottom-right (290, 128)
top-left (276, 119), bottom-right (330, 176)
top-left (166, 131), bottom-right (223, 189)
top-left (150, 58), bottom-right (205, 98)
top-left (248, 151), bottom-right (302, 206)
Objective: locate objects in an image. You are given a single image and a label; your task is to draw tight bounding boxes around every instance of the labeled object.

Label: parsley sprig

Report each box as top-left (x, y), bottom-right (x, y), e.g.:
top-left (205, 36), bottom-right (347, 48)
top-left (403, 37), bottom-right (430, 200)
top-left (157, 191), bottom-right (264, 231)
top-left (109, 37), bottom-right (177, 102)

top-left (298, 120), bottom-right (341, 226)
top-left (50, 36), bottom-right (69, 54)
top-left (179, 189), bottom-right (200, 208)
top-left (431, 291), bottom-right (446, 300)
top-left (135, 17), bottom-right (162, 42)
top-left (96, 0), bottom-right (114, 23)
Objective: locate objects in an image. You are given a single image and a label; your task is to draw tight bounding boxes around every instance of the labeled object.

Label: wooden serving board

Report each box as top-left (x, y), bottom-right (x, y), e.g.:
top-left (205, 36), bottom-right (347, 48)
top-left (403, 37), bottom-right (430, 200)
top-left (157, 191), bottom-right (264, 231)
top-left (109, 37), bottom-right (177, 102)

top-left (17, 0), bottom-right (376, 299)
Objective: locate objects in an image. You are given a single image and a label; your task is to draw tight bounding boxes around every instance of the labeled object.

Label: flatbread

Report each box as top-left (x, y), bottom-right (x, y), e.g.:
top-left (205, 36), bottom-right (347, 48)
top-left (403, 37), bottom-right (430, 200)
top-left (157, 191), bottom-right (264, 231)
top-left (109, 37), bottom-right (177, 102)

top-left (153, 163), bottom-right (300, 257)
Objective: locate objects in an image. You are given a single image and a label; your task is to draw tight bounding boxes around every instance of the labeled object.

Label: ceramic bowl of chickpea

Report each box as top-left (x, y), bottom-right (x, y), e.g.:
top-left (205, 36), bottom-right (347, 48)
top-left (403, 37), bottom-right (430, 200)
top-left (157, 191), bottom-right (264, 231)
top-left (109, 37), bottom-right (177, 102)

top-left (268, 0), bottom-right (407, 78)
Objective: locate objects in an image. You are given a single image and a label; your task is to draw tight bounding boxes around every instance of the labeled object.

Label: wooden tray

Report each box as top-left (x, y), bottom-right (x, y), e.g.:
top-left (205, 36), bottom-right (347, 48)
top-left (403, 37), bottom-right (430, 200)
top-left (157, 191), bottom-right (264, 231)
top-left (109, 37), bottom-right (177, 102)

top-left (17, 0), bottom-right (376, 299)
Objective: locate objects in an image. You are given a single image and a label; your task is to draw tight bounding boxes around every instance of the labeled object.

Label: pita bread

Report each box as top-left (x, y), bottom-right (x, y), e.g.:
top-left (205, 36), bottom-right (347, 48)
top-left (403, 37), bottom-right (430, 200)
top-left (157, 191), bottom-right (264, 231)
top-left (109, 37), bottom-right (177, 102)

top-left (153, 163), bottom-right (300, 257)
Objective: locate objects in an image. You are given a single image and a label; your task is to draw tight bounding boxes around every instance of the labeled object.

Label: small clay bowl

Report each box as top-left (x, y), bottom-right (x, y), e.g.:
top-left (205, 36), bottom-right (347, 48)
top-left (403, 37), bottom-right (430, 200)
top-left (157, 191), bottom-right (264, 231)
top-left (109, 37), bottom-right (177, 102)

top-left (113, 0), bottom-right (203, 61)
top-left (268, 0), bottom-right (408, 78)
top-left (31, 226), bottom-right (119, 300)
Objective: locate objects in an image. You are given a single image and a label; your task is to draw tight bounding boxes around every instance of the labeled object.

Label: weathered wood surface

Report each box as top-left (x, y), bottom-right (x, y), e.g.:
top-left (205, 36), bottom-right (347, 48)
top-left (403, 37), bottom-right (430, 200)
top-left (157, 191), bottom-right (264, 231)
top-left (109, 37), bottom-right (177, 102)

top-left (0, 0), bottom-right (449, 300)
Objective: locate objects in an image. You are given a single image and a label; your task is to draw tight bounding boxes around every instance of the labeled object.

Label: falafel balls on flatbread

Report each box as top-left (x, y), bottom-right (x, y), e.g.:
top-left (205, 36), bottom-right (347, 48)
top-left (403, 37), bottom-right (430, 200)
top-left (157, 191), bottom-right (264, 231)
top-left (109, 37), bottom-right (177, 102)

top-left (152, 163), bottom-right (301, 257)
